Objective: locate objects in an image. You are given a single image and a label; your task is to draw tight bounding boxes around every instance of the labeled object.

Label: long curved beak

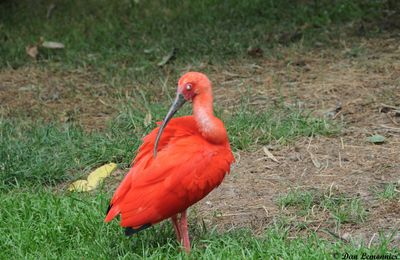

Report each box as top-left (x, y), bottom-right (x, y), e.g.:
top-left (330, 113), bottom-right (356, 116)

top-left (153, 93), bottom-right (186, 157)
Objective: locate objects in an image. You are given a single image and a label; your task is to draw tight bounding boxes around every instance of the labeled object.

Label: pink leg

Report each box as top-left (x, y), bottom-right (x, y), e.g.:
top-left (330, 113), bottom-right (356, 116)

top-left (171, 215), bottom-right (181, 242)
top-left (179, 210), bottom-right (191, 253)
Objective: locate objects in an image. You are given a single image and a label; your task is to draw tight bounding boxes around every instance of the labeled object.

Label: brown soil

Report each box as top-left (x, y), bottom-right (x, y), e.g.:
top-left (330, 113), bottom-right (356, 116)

top-left (0, 67), bottom-right (115, 129)
top-left (1, 34), bottom-right (399, 247)
top-left (198, 34), bottom-right (400, 247)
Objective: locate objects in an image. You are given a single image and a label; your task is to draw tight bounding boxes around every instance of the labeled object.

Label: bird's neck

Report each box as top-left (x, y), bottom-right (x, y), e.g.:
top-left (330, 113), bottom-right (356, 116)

top-left (193, 92), bottom-right (227, 144)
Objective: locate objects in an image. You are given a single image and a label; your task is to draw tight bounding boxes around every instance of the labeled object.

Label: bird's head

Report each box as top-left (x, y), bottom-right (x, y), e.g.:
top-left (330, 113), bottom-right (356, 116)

top-left (153, 72), bottom-right (211, 157)
top-left (177, 72), bottom-right (212, 101)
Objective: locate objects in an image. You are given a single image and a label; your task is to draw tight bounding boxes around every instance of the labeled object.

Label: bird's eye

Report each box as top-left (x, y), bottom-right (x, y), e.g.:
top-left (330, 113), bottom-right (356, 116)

top-left (186, 84), bottom-right (192, 91)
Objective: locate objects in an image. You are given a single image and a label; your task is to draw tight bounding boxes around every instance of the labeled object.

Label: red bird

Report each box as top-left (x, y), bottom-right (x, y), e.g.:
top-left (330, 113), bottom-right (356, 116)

top-left (105, 72), bottom-right (234, 253)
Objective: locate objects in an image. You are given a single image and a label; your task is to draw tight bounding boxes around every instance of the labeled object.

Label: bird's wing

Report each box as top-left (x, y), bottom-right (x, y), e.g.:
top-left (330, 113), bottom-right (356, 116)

top-left (120, 137), bottom-right (233, 227)
top-left (105, 122), bottom-right (234, 228)
top-left (106, 116), bottom-right (197, 208)
top-left (105, 116), bottom-right (202, 221)
top-left (133, 116), bottom-right (198, 164)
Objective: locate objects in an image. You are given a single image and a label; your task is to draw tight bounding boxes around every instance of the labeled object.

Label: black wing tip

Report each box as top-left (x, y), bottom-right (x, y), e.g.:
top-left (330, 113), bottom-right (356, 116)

top-left (125, 224), bottom-right (152, 236)
top-left (106, 204), bottom-right (112, 214)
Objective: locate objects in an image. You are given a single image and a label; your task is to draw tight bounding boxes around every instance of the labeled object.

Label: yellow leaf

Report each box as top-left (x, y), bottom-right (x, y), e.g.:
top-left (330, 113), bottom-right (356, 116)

top-left (68, 163), bottom-right (117, 192)
top-left (86, 163), bottom-right (117, 190)
top-left (68, 180), bottom-right (89, 192)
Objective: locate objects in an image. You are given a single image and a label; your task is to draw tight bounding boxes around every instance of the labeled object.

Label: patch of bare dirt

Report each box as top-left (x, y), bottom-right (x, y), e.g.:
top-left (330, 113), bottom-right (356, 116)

top-left (0, 67), bottom-right (116, 129)
top-left (197, 34), bottom-right (400, 247)
top-left (197, 135), bottom-right (399, 244)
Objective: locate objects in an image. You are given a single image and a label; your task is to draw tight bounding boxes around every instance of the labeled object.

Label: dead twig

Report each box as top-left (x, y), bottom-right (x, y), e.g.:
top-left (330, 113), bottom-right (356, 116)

top-left (368, 233), bottom-right (377, 248)
top-left (307, 135), bottom-right (313, 150)
top-left (262, 206), bottom-right (269, 217)
top-left (218, 212), bottom-right (253, 217)
top-left (380, 103), bottom-right (400, 111)
top-left (263, 146), bottom-right (279, 162)
top-left (379, 124), bottom-right (400, 133)
top-left (46, 3), bottom-right (56, 19)
top-left (314, 222), bottom-right (323, 232)
top-left (332, 110), bottom-right (342, 120)
top-left (320, 228), bottom-right (349, 243)
top-left (308, 151), bottom-right (321, 168)
top-left (386, 113), bottom-right (399, 125)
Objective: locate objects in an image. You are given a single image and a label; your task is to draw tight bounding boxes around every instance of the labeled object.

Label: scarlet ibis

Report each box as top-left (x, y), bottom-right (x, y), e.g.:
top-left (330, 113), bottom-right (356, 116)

top-left (105, 72), bottom-right (234, 253)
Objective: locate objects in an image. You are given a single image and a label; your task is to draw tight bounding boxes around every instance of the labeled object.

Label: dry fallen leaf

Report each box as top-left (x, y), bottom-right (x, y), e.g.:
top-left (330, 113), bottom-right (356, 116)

top-left (144, 112), bottom-right (152, 127)
top-left (247, 46), bottom-right (263, 57)
top-left (69, 163), bottom-right (117, 192)
top-left (25, 37), bottom-right (64, 59)
top-left (157, 48), bottom-right (176, 67)
top-left (41, 41), bottom-right (65, 49)
top-left (26, 45), bottom-right (38, 59)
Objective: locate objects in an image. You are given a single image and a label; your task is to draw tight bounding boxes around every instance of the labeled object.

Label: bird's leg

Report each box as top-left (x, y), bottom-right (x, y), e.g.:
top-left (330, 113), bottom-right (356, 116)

top-left (171, 215), bottom-right (182, 242)
top-left (179, 210), bottom-right (191, 253)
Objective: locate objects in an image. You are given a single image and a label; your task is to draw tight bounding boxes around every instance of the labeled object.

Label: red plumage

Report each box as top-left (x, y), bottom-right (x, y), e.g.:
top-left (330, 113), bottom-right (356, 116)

top-left (105, 72), bottom-right (234, 253)
top-left (105, 116), bottom-right (234, 227)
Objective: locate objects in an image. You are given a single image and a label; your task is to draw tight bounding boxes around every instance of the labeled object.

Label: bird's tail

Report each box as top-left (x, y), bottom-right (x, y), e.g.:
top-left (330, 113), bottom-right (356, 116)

top-left (105, 203), bottom-right (152, 236)
top-left (125, 224), bottom-right (152, 236)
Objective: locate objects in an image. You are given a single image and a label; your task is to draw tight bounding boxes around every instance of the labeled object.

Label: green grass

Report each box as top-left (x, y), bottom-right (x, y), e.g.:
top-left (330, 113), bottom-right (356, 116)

top-left (226, 106), bottom-right (337, 150)
top-left (0, 189), bottom-right (397, 259)
top-left (324, 196), bottom-right (367, 225)
top-left (0, 104), bottom-right (336, 189)
top-left (0, 119), bottom-right (138, 188)
top-left (0, 0), bottom-right (396, 258)
top-left (375, 183), bottom-right (399, 201)
top-left (278, 189), bottom-right (367, 225)
top-left (0, 0), bottom-right (387, 79)
top-left (277, 189), bottom-right (316, 209)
